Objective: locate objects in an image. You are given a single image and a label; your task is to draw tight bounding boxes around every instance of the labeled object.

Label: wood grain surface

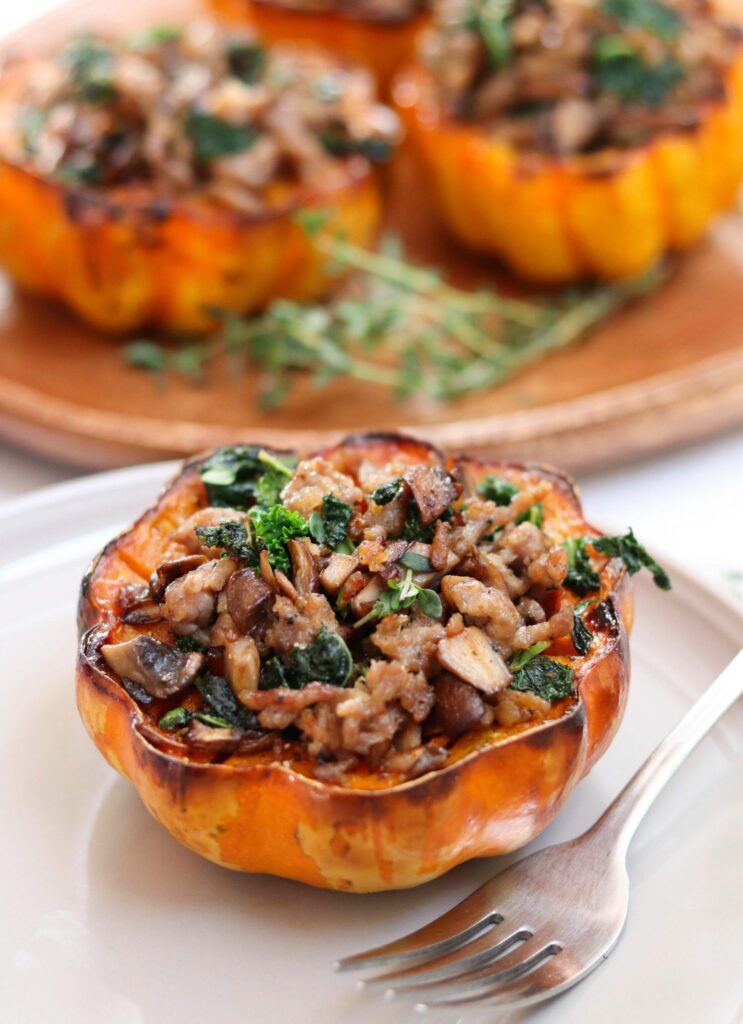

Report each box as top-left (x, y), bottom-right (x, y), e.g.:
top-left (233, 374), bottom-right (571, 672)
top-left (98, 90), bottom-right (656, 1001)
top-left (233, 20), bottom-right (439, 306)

top-left (0, 0), bottom-right (742, 470)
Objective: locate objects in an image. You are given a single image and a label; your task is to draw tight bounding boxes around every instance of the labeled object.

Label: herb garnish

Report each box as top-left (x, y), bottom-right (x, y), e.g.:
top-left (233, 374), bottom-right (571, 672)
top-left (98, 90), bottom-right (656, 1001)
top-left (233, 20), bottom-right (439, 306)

top-left (510, 656), bottom-right (574, 702)
top-left (124, 229), bottom-right (662, 409)
top-left (249, 505), bottom-right (309, 574)
top-left (309, 494), bottom-right (354, 551)
top-left (185, 111), bottom-right (259, 162)
top-left (593, 529), bottom-right (671, 590)
top-left (516, 503), bottom-right (543, 528)
top-left (563, 537), bottom-right (601, 596)
top-left (355, 569), bottom-right (442, 627)
top-left (509, 641), bottom-right (550, 672)
top-left (477, 475), bottom-right (519, 506)
top-left (399, 550), bottom-right (433, 573)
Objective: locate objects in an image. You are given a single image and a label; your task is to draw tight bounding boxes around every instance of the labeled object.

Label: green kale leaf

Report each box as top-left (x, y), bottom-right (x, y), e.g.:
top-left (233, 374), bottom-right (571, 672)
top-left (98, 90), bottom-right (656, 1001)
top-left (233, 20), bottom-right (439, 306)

top-left (194, 519), bottom-right (259, 565)
top-left (185, 111), bottom-right (259, 162)
top-left (563, 537), bottom-right (601, 596)
top-left (601, 0), bottom-right (681, 40)
top-left (510, 656), bottom-right (574, 702)
top-left (249, 504), bottom-right (309, 574)
top-left (371, 478), bottom-right (403, 505)
top-left (477, 474), bottom-right (519, 506)
top-left (571, 600), bottom-right (595, 656)
top-left (200, 446), bottom-right (295, 508)
top-left (593, 528), bottom-right (671, 590)
top-left (283, 628), bottom-right (353, 688)
top-left (309, 493), bottom-right (354, 550)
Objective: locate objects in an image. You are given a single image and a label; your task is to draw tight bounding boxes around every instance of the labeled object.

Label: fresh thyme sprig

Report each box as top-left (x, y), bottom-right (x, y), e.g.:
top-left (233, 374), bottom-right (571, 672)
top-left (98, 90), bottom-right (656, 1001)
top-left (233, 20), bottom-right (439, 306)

top-left (124, 224), bottom-right (664, 408)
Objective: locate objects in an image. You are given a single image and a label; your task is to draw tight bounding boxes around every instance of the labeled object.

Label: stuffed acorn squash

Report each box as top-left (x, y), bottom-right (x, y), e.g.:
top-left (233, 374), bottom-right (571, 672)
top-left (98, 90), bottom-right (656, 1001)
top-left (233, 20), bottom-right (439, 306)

top-left (395, 0), bottom-right (743, 282)
top-left (0, 22), bottom-right (398, 332)
top-left (76, 433), bottom-right (670, 892)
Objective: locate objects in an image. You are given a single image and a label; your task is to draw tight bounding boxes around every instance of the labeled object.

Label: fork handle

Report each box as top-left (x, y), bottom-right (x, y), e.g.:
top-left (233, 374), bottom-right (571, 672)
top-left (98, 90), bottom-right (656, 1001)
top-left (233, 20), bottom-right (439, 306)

top-left (586, 648), bottom-right (743, 859)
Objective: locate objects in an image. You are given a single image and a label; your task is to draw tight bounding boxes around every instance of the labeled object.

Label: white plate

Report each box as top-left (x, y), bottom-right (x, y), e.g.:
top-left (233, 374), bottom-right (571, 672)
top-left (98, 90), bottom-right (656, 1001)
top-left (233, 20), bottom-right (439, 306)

top-left (0, 464), bottom-right (741, 1024)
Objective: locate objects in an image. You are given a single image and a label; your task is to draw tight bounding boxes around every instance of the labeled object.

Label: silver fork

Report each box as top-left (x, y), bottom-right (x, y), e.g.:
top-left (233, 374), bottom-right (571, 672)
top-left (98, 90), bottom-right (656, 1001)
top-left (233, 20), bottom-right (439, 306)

top-left (335, 649), bottom-right (743, 1013)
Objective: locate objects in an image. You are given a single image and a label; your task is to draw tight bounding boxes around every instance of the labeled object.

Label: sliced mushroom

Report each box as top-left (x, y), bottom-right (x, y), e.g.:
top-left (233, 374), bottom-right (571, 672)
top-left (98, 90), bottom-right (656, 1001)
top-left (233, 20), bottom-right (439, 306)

top-left (350, 575), bottom-right (386, 618)
top-left (259, 549), bottom-right (280, 593)
top-left (320, 552), bottom-right (359, 595)
top-left (436, 627), bottom-right (511, 694)
top-left (404, 465), bottom-right (458, 525)
top-left (287, 538), bottom-right (318, 596)
top-left (150, 554), bottom-right (208, 601)
top-left (118, 583), bottom-right (162, 624)
top-left (225, 568), bottom-right (272, 634)
top-left (434, 674), bottom-right (486, 738)
top-left (101, 635), bottom-right (204, 699)
top-left (186, 719), bottom-right (243, 754)
top-left (224, 637), bottom-right (261, 707)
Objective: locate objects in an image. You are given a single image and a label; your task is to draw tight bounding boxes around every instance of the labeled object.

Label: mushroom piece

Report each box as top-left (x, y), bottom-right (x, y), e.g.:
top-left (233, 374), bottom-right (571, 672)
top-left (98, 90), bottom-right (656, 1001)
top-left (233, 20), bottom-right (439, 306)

top-left (101, 635), bottom-right (204, 699)
top-left (433, 674), bottom-right (486, 738)
top-left (403, 465), bottom-right (458, 525)
top-left (185, 719), bottom-right (243, 755)
top-left (287, 539), bottom-right (318, 596)
top-left (319, 552), bottom-right (359, 595)
top-left (224, 637), bottom-right (261, 707)
top-left (225, 568), bottom-right (272, 634)
top-left (350, 575), bottom-right (386, 618)
top-left (436, 627), bottom-right (511, 694)
top-left (150, 554), bottom-right (208, 601)
top-left (118, 583), bottom-right (162, 625)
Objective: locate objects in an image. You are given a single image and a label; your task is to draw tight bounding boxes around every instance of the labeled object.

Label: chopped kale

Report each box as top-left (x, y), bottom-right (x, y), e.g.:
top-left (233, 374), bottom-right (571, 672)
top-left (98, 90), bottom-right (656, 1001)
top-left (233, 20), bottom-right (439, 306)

top-left (473, 0), bottom-right (516, 69)
top-left (199, 446), bottom-right (295, 508)
top-left (175, 636), bottom-right (206, 653)
top-left (401, 502), bottom-right (437, 543)
top-left (226, 40), bottom-right (266, 83)
top-left (516, 502), bottom-right (543, 528)
top-left (593, 529), bottom-right (671, 590)
top-left (131, 25), bottom-right (183, 48)
top-left (320, 129), bottom-right (392, 163)
top-left (309, 493), bottom-right (354, 551)
top-left (260, 657), bottom-right (288, 690)
top-left (509, 640), bottom-right (550, 671)
top-left (477, 474), bottom-right (519, 506)
top-left (249, 504), bottom-right (309, 574)
top-left (371, 478), bottom-right (403, 505)
top-left (62, 35), bottom-right (117, 104)
top-left (192, 711), bottom-right (236, 729)
top-left (195, 519), bottom-right (259, 565)
top-left (185, 111), bottom-right (259, 162)
top-left (563, 537), bottom-right (601, 596)
top-left (572, 600), bottom-right (595, 656)
top-left (601, 0), bottom-right (681, 40)
top-left (593, 36), bottom-right (685, 105)
top-left (201, 673), bottom-right (258, 729)
top-left (158, 707), bottom-right (192, 730)
top-left (284, 628), bottom-right (353, 688)
top-left (510, 656), bottom-right (574, 702)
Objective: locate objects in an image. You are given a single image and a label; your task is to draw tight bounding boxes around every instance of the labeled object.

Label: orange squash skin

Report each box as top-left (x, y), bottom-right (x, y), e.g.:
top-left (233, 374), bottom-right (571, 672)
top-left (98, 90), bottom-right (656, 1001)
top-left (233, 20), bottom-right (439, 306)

top-left (0, 158), bottom-right (382, 333)
top-left (211, 0), bottom-right (429, 95)
top-left (394, 49), bottom-right (743, 283)
top-left (76, 434), bottom-right (633, 892)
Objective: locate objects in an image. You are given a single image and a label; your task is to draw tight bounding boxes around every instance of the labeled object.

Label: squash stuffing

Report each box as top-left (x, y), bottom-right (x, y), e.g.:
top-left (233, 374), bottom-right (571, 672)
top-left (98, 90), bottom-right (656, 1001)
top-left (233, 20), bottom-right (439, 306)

top-left (77, 433), bottom-right (670, 891)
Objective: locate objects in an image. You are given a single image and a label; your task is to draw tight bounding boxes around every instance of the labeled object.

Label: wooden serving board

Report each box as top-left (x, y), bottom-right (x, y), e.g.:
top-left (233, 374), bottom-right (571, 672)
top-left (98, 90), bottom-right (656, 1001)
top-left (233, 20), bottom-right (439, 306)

top-left (1, 0), bottom-right (743, 471)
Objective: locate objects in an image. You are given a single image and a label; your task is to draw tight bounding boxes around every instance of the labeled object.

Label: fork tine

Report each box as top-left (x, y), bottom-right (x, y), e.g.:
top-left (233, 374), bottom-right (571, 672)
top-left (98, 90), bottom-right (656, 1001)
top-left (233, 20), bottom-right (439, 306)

top-left (360, 926), bottom-right (531, 991)
top-left (414, 947), bottom-right (586, 1011)
top-left (334, 884), bottom-right (502, 973)
top-left (387, 937), bottom-right (559, 1002)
